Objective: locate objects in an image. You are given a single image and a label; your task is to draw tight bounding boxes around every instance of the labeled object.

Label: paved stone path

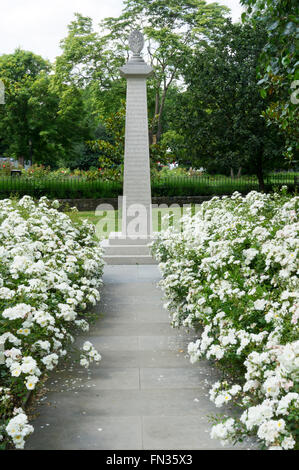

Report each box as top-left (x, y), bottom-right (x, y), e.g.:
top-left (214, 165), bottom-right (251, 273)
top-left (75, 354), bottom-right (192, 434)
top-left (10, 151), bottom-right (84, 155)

top-left (26, 265), bottom-right (256, 450)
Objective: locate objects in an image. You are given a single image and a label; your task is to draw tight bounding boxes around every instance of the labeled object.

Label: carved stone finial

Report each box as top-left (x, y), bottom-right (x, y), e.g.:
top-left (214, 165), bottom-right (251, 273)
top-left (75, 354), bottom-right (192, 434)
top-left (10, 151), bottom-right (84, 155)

top-left (128, 30), bottom-right (144, 56)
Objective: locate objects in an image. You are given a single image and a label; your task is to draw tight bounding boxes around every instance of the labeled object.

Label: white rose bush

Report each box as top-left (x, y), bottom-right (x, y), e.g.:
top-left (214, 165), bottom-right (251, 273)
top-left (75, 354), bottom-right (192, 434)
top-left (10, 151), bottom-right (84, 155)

top-left (152, 190), bottom-right (298, 450)
top-left (0, 196), bottom-right (104, 449)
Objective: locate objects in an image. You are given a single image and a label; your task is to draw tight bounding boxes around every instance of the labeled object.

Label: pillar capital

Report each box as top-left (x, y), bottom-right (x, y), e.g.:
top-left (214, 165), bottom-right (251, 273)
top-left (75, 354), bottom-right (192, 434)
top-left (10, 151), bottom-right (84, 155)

top-left (119, 61), bottom-right (153, 79)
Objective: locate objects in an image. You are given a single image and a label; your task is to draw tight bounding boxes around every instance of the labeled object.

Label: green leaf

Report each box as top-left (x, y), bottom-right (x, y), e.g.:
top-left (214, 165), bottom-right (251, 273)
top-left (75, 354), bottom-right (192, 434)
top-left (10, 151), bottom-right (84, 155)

top-left (257, 77), bottom-right (267, 86)
top-left (268, 21), bottom-right (279, 31)
top-left (260, 89), bottom-right (267, 99)
top-left (283, 22), bottom-right (296, 36)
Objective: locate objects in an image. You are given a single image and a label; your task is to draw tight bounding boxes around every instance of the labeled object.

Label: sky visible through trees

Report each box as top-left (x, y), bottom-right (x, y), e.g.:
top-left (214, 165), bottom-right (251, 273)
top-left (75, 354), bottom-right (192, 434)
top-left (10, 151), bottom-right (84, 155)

top-left (0, 0), bottom-right (244, 61)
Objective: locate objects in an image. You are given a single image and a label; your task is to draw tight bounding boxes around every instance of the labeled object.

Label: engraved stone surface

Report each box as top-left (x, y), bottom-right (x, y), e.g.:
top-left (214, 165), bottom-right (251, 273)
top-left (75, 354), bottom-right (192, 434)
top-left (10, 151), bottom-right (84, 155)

top-left (0, 80), bottom-right (5, 105)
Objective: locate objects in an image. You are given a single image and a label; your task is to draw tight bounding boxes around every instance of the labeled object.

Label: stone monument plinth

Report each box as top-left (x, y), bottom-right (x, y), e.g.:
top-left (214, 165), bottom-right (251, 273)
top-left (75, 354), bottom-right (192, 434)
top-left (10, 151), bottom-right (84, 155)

top-left (102, 30), bottom-right (157, 264)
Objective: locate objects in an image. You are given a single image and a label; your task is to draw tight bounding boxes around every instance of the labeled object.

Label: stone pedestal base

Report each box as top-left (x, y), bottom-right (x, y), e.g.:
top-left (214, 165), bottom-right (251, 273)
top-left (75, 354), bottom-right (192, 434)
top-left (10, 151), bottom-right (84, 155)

top-left (101, 232), bottom-right (157, 265)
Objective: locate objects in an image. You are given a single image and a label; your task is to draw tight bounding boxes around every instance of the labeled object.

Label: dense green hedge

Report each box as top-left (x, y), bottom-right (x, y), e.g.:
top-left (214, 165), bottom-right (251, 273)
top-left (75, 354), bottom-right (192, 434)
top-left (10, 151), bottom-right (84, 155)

top-left (0, 177), bottom-right (122, 199)
top-left (0, 176), bottom-right (297, 199)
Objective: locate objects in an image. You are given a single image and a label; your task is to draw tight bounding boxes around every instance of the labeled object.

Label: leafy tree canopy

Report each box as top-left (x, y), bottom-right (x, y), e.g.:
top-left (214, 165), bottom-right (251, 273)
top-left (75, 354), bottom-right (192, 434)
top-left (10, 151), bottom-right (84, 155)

top-left (0, 49), bottom-right (90, 167)
top-left (174, 20), bottom-right (286, 188)
top-left (55, 1), bottom-right (229, 144)
top-left (241, 0), bottom-right (299, 161)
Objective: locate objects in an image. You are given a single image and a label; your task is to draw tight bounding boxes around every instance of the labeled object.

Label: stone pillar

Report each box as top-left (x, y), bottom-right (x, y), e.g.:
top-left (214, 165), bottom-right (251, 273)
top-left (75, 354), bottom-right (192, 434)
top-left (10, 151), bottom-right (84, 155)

top-left (120, 65), bottom-right (153, 237)
top-left (101, 30), bottom-right (157, 264)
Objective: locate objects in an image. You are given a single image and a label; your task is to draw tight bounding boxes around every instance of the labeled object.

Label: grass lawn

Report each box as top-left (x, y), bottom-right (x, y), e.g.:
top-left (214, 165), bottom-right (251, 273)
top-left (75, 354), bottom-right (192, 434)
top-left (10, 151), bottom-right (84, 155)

top-left (66, 206), bottom-right (198, 239)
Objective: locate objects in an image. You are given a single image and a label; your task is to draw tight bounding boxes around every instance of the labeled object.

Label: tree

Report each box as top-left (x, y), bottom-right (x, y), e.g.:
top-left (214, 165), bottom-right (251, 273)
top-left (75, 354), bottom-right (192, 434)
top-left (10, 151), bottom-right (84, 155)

top-left (55, 13), bottom-right (127, 117)
top-left (87, 104), bottom-right (126, 167)
top-left (0, 49), bottom-right (91, 167)
top-left (100, 0), bottom-right (229, 144)
top-left (0, 49), bottom-right (50, 165)
top-left (241, 0), bottom-right (299, 161)
top-left (55, 1), bottom-right (229, 147)
top-left (176, 21), bottom-right (286, 189)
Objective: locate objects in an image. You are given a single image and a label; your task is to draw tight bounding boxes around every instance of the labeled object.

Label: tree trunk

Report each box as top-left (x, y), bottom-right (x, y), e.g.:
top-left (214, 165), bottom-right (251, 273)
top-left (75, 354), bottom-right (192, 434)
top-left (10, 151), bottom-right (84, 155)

top-left (257, 168), bottom-right (265, 192)
top-left (230, 168), bottom-right (234, 179)
top-left (256, 145), bottom-right (265, 192)
top-left (149, 130), bottom-right (153, 147)
top-left (18, 156), bottom-right (24, 168)
top-left (237, 167), bottom-right (242, 178)
top-left (149, 90), bottom-right (160, 146)
top-left (156, 90), bottom-right (167, 143)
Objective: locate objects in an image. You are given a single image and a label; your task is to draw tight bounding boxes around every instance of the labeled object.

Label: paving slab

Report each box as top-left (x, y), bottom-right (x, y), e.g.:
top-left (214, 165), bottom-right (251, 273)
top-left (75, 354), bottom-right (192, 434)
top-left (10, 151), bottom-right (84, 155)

top-left (102, 295), bottom-right (164, 306)
top-left (138, 334), bottom-right (199, 352)
top-left (142, 416), bottom-right (222, 450)
top-left (26, 389), bottom-right (217, 418)
top-left (84, 335), bottom-right (140, 351)
top-left (140, 367), bottom-right (214, 390)
top-left (27, 414), bottom-right (143, 450)
top-left (26, 265), bottom-right (257, 451)
top-left (98, 350), bottom-right (195, 369)
top-left (88, 322), bottom-right (178, 337)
